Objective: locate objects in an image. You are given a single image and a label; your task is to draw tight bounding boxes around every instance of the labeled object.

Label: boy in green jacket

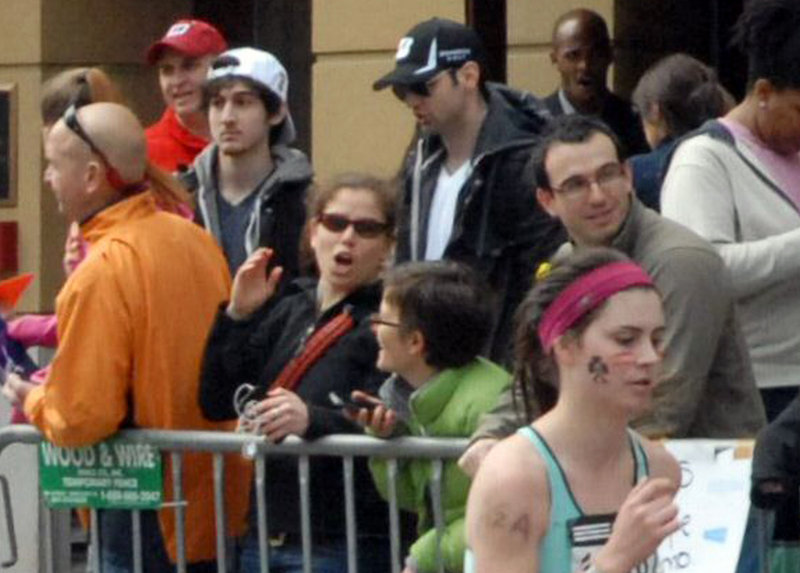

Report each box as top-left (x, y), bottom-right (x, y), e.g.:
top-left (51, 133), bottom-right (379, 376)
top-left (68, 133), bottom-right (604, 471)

top-left (354, 261), bottom-right (511, 573)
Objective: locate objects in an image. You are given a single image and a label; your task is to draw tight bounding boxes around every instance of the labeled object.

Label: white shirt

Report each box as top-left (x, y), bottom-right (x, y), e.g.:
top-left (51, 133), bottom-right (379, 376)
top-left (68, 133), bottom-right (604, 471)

top-left (424, 161), bottom-right (472, 260)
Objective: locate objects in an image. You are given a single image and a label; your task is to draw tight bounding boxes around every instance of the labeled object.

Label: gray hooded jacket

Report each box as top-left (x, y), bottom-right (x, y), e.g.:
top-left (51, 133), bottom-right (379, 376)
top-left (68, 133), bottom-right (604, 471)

top-left (188, 144), bottom-right (312, 280)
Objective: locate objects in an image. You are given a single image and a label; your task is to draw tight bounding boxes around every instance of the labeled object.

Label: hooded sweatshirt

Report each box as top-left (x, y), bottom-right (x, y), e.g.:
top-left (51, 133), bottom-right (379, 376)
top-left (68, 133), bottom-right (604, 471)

top-left (189, 144), bottom-right (312, 279)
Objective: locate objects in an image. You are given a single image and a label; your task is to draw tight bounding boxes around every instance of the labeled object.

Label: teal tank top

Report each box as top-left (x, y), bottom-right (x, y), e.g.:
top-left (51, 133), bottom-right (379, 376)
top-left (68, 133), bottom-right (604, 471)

top-left (463, 426), bottom-right (653, 573)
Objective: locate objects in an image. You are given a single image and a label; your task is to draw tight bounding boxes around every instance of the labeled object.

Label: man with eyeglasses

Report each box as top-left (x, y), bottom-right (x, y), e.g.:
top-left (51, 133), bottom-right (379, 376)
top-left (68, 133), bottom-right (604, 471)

top-left (2, 102), bottom-right (251, 571)
top-left (461, 114), bottom-right (764, 475)
top-left (183, 47), bottom-right (312, 280)
top-left (374, 18), bottom-right (563, 364)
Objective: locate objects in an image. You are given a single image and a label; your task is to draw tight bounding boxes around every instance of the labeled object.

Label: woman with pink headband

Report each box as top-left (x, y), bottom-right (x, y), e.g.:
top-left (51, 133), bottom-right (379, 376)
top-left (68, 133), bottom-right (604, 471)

top-left (464, 248), bottom-right (680, 573)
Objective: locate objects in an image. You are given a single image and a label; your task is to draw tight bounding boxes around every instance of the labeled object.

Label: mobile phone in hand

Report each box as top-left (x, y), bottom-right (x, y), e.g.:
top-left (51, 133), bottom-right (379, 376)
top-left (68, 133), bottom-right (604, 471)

top-left (328, 391), bottom-right (377, 413)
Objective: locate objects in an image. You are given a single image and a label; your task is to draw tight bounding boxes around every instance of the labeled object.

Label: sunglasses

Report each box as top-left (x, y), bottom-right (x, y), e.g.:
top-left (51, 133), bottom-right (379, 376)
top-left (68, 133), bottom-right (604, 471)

top-left (318, 213), bottom-right (390, 238)
top-left (62, 104), bottom-right (127, 190)
top-left (391, 69), bottom-right (456, 101)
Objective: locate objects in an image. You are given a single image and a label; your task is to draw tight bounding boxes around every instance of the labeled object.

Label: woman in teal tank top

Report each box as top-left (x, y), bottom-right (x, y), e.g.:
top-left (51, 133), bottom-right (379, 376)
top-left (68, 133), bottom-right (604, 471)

top-left (465, 249), bottom-right (681, 573)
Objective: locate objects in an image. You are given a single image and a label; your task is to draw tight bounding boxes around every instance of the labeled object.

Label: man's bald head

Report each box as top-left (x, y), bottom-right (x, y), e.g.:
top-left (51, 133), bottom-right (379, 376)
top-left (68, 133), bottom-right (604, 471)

top-left (44, 103), bottom-right (148, 223)
top-left (550, 9), bottom-right (612, 113)
top-left (552, 9), bottom-right (610, 47)
top-left (72, 102), bottom-right (148, 184)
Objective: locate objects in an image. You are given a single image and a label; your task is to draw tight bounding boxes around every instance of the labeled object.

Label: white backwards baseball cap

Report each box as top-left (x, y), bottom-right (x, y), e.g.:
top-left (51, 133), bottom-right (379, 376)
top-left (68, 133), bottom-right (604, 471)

top-left (207, 47), bottom-right (296, 145)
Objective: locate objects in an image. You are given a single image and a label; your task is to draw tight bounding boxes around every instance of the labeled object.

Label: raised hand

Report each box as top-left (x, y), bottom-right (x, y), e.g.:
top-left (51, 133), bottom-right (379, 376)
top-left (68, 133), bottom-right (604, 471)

top-left (227, 248), bottom-right (283, 320)
top-left (593, 477), bottom-right (680, 573)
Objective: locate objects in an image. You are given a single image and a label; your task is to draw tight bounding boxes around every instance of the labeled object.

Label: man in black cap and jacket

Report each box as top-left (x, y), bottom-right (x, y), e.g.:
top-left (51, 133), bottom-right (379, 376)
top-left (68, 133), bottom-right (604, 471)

top-left (374, 18), bottom-right (563, 363)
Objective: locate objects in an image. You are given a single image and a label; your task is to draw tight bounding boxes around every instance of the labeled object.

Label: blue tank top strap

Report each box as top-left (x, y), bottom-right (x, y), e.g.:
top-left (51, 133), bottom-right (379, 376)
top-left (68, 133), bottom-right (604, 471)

top-left (517, 426), bottom-right (583, 517)
top-left (517, 425), bottom-right (581, 573)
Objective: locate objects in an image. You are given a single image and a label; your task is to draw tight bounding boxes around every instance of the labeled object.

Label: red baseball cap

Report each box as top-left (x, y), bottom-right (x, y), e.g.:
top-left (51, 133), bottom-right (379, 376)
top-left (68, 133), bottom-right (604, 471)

top-left (146, 19), bottom-right (227, 65)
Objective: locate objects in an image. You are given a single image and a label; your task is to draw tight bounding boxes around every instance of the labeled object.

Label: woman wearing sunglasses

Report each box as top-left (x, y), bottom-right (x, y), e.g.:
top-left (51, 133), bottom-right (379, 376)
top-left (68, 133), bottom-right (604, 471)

top-left (200, 172), bottom-right (397, 573)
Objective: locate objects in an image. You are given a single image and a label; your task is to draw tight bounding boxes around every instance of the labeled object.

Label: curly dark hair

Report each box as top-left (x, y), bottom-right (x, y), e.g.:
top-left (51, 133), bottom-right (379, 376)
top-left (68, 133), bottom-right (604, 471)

top-left (732, 0), bottom-right (800, 90)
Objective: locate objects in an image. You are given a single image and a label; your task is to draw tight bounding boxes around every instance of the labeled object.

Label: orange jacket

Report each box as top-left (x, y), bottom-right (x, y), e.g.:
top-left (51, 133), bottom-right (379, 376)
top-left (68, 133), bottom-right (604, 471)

top-left (25, 191), bottom-right (251, 563)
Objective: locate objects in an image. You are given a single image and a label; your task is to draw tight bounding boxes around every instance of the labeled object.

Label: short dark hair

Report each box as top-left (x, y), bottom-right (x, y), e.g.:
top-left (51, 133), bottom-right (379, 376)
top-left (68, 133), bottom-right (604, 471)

top-left (529, 115), bottom-right (623, 189)
top-left (552, 8), bottom-right (611, 52)
top-left (632, 53), bottom-right (731, 139)
top-left (382, 261), bottom-right (492, 370)
top-left (732, 0), bottom-right (800, 90)
top-left (203, 75), bottom-right (285, 144)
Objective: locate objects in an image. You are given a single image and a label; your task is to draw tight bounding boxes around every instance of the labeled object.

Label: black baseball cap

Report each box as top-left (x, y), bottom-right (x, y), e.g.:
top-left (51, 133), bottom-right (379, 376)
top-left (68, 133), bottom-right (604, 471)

top-left (373, 18), bottom-right (486, 90)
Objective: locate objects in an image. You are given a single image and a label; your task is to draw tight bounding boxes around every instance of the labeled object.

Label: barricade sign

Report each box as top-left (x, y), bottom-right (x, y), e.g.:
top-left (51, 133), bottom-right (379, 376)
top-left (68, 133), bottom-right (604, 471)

top-left (658, 440), bottom-right (752, 573)
top-left (38, 438), bottom-right (162, 509)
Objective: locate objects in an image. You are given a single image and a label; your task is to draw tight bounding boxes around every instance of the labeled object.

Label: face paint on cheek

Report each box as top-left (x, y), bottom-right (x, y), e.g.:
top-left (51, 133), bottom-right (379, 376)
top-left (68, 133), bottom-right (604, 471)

top-left (588, 356), bottom-right (610, 384)
top-left (607, 352), bottom-right (637, 367)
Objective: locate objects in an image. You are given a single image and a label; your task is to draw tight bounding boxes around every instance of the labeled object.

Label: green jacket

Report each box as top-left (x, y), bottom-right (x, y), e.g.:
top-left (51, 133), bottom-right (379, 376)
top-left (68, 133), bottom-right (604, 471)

top-left (370, 358), bottom-right (511, 573)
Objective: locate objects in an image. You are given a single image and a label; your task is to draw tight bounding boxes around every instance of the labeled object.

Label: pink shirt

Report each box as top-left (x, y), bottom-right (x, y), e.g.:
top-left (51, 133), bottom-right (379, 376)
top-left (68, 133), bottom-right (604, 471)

top-left (720, 118), bottom-right (800, 211)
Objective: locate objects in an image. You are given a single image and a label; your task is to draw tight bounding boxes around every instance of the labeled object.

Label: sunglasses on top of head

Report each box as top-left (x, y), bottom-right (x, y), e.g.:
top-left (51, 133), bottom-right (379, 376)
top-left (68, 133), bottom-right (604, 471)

top-left (62, 104), bottom-right (127, 190)
top-left (317, 213), bottom-right (390, 238)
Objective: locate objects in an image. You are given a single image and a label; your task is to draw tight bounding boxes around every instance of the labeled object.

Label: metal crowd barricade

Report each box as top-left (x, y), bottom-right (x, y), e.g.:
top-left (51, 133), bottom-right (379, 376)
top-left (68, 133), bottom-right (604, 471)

top-left (0, 425), bottom-right (468, 573)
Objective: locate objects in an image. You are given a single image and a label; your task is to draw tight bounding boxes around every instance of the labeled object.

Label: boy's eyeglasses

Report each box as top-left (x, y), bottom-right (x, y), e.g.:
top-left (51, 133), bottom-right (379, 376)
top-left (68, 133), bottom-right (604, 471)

top-left (369, 314), bottom-right (402, 328)
top-left (318, 213), bottom-right (390, 238)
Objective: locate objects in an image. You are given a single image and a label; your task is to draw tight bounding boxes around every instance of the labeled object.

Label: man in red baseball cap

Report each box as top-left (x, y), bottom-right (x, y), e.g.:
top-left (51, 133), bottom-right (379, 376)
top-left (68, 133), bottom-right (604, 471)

top-left (145, 19), bottom-right (227, 173)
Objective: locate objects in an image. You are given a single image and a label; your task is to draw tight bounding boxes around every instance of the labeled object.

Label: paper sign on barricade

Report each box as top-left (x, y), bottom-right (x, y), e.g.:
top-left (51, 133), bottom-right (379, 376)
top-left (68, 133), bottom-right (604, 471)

top-left (38, 438), bottom-right (162, 509)
top-left (658, 440), bottom-right (752, 573)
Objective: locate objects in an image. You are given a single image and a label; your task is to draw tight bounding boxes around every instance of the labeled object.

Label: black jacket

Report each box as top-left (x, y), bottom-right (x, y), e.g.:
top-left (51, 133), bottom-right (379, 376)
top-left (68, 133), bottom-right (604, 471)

top-left (397, 83), bottom-right (564, 364)
top-left (751, 396), bottom-right (800, 509)
top-left (200, 279), bottom-right (389, 537)
top-left (543, 90), bottom-right (649, 158)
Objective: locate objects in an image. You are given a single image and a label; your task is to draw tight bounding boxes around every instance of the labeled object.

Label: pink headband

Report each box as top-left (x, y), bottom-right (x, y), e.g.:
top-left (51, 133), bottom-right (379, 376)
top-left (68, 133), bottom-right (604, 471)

top-left (537, 261), bottom-right (655, 351)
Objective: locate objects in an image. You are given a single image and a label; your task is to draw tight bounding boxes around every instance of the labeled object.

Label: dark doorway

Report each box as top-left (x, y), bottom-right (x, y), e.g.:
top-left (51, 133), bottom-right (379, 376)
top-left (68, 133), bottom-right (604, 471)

top-left (466, 0), bottom-right (507, 84)
top-left (615, 0), bottom-right (746, 100)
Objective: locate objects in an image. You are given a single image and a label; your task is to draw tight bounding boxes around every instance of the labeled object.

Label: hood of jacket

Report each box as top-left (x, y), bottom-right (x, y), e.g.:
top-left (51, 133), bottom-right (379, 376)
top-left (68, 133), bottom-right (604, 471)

top-left (194, 143), bottom-right (312, 246)
top-left (416, 82), bottom-right (550, 165)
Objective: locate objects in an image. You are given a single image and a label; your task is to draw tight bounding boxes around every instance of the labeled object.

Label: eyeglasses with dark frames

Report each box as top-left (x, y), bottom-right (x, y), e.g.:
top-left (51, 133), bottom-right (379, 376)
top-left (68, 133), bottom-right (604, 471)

top-left (317, 213), bottom-right (391, 238)
top-left (62, 104), bottom-right (126, 190)
top-left (369, 313), bottom-right (402, 328)
top-left (549, 162), bottom-right (627, 199)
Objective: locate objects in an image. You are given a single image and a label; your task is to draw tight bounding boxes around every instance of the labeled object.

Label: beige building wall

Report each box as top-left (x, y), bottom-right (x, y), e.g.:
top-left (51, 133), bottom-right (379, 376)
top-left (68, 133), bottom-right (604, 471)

top-left (311, 0), bottom-right (615, 181)
top-left (311, 0), bottom-right (464, 180)
top-left (0, 0), bottom-right (43, 313)
top-left (0, 0), bottom-right (191, 313)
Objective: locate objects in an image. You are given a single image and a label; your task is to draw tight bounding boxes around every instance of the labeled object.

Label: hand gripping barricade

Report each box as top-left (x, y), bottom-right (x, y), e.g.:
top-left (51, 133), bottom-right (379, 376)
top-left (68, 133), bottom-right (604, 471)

top-left (0, 425), bottom-right (467, 573)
